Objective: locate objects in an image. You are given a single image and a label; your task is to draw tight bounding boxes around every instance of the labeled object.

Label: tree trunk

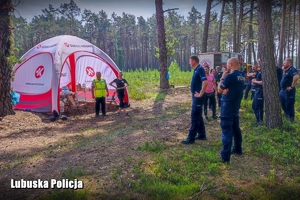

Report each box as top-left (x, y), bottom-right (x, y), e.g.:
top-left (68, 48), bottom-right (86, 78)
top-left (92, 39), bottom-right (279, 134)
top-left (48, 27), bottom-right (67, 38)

top-left (286, 2), bottom-right (292, 58)
top-left (201, 0), bottom-right (213, 53)
top-left (291, 0), bottom-right (296, 62)
top-left (232, 0), bottom-right (237, 52)
top-left (0, 0), bottom-right (15, 118)
top-left (257, 0), bottom-right (283, 128)
top-left (247, 0), bottom-right (254, 64)
top-left (252, 42), bottom-right (257, 64)
top-left (278, 0), bottom-right (287, 66)
top-left (216, 0), bottom-right (225, 52)
top-left (237, 0), bottom-right (244, 53)
top-left (155, 0), bottom-right (169, 89)
top-left (298, 1), bottom-right (300, 68)
top-left (193, 24), bottom-right (197, 55)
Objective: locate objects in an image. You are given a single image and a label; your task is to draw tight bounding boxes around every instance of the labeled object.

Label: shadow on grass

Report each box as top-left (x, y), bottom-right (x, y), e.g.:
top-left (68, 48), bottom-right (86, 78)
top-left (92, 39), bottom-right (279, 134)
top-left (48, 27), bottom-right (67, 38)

top-left (152, 90), bottom-right (168, 113)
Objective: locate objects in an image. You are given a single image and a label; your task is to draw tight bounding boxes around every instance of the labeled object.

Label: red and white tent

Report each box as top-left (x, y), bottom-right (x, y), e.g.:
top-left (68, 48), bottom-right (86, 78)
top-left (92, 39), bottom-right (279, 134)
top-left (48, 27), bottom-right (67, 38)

top-left (11, 35), bottom-right (129, 113)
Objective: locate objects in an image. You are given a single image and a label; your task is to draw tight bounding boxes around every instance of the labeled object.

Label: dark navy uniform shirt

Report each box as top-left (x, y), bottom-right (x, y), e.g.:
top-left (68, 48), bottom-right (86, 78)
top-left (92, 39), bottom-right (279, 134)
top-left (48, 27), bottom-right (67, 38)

top-left (240, 71), bottom-right (246, 78)
top-left (276, 66), bottom-right (283, 89)
top-left (280, 66), bottom-right (298, 90)
top-left (191, 65), bottom-right (207, 94)
top-left (220, 70), bottom-right (245, 103)
top-left (248, 70), bottom-right (258, 85)
top-left (253, 71), bottom-right (262, 90)
top-left (215, 71), bottom-right (223, 82)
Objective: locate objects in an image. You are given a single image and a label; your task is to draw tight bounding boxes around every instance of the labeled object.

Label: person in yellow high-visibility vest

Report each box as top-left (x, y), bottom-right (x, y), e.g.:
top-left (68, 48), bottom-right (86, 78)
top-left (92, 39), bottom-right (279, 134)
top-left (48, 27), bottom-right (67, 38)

top-left (91, 72), bottom-right (109, 117)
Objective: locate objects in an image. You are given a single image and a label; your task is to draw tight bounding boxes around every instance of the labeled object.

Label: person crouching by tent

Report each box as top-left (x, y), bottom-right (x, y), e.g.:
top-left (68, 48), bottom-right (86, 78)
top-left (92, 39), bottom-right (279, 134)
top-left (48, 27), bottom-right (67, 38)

top-left (109, 72), bottom-right (129, 116)
top-left (92, 72), bottom-right (109, 117)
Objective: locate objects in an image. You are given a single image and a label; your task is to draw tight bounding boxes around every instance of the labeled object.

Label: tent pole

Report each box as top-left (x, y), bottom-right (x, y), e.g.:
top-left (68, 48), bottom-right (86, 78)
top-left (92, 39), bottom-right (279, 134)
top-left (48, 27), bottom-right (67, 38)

top-left (69, 53), bottom-right (76, 93)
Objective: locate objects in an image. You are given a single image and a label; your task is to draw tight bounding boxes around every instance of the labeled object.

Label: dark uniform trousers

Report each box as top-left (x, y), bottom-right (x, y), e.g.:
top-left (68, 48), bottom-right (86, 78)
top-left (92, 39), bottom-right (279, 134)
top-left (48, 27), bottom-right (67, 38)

top-left (204, 92), bottom-right (217, 117)
top-left (216, 82), bottom-right (222, 108)
top-left (252, 89), bottom-right (264, 122)
top-left (95, 97), bottom-right (106, 116)
top-left (244, 83), bottom-right (254, 100)
top-left (220, 101), bottom-right (242, 162)
top-left (217, 93), bottom-right (222, 108)
top-left (280, 88), bottom-right (296, 120)
top-left (188, 95), bottom-right (206, 140)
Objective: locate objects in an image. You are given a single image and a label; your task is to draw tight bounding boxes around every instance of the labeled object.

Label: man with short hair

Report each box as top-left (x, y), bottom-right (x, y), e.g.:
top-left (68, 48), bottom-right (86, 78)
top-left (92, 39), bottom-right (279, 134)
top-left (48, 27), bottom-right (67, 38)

top-left (92, 72), bottom-right (109, 117)
top-left (244, 65), bottom-right (258, 100)
top-left (218, 58), bottom-right (245, 163)
top-left (280, 58), bottom-right (299, 122)
top-left (203, 65), bottom-right (217, 120)
top-left (181, 56), bottom-right (208, 144)
top-left (215, 66), bottom-right (223, 108)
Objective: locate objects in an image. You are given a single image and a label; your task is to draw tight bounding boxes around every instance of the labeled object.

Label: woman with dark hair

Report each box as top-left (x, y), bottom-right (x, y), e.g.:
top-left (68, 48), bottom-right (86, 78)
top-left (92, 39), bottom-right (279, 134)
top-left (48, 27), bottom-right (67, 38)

top-left (203, 66), bottom-right (217, 121)
top-left (109, 72), bottom-right (129, 116)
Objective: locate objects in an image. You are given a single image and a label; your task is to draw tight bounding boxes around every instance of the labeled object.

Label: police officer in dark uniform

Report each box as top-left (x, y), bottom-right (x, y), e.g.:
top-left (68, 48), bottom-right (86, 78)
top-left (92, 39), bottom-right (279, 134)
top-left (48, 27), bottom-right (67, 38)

top-left (280, 58), bottom-right (299, 122)
top-left (244, 65), bottom-right (258, 100)
top-left (214, 66), bottom-right (223, 108)
top-left (252, 69), bottom-right (264, 126)
top-left (218, 58), bottom-right (245, 163)
top-left (182, 56), bottom-right (208, 144)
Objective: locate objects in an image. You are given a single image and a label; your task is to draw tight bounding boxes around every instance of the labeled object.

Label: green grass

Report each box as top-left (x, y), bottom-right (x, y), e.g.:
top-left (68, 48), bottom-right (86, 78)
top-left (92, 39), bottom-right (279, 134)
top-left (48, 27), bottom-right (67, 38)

top-left (244, 123), bottom-right (300, 164)
top-left (61, 166), bottom-right (88, 180)
top-left (137, 141), bottom-right (166, 153)
top-left (39, 190), bottom-right (89, 200)
top-left (38, 166), bottom-right (90, 200)
top-left (240, 88), bottom-right (300, 165)
top-left (124, 61), bottom-right (192, 100)
top-left (131, 146), bottom-right (221, 200)
top-left (247, 179), bottom-right (300, 200)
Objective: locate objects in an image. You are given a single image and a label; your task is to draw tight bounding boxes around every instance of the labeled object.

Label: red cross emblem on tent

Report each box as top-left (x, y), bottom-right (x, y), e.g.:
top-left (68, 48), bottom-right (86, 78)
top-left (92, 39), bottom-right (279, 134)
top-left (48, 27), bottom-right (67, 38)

top-left (35, 65), bottom-right (45, 78)
top-left (64, 42), bottom-right (70, 47)
top-left (37, 44), bottom-right (42, 49)
top-left (85, 66), bottom-right (95, 77)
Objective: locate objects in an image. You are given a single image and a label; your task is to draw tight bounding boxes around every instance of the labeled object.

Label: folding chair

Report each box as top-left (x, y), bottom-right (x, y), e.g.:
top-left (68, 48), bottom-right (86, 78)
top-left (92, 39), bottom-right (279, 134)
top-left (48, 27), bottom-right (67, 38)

top-left (107, 91), bottom-right (118, 111)
top-left (65, 94), bottom-right (87, 114)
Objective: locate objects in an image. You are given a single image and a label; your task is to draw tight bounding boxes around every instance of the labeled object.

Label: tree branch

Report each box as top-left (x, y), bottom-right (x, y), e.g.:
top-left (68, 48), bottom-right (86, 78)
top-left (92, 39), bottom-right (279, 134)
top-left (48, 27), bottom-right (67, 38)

top-left (212, 1), bottom-right (221, 9)
top-left (243, 6), bottom-right (257, 17)
top-left (163, 8), bottom-right (179, 13)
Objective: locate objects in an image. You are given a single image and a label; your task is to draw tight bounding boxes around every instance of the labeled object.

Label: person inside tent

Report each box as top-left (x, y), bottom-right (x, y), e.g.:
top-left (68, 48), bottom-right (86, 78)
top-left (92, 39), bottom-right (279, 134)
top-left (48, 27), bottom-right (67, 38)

top-left (92, 72), bottom-right (109, 117)
top-left (110, 72), bottom-right (130, 116)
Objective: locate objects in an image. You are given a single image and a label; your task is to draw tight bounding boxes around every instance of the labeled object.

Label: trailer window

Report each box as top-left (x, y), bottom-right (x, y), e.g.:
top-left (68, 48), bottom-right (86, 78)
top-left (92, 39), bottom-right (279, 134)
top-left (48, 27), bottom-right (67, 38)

top-left (222, 53), bottom-right (230, 63)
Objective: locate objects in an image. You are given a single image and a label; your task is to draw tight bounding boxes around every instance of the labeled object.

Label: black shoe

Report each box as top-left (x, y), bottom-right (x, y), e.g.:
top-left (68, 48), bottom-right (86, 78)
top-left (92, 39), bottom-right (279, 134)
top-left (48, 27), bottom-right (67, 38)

top-left (220, 157), bottom-right (230, 163)
top-left (102, 114), bottom-right (106, 116)
top-left (195, 136), bottom-right (207, 140)
top-left (231, 150), bottom-right (242, 155)
top-left (289, 118), bottom-right (294, 123)
top-left (181, 138), bottom-right (195, 144)
top-left (205, 116), bottom-right (209, 121)
top-left (256, 121), bottom-right (264, 126)
top-left (95, 114), bottom-right (99, 117)
top-left (212, 115), bottom-right (217, 120)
